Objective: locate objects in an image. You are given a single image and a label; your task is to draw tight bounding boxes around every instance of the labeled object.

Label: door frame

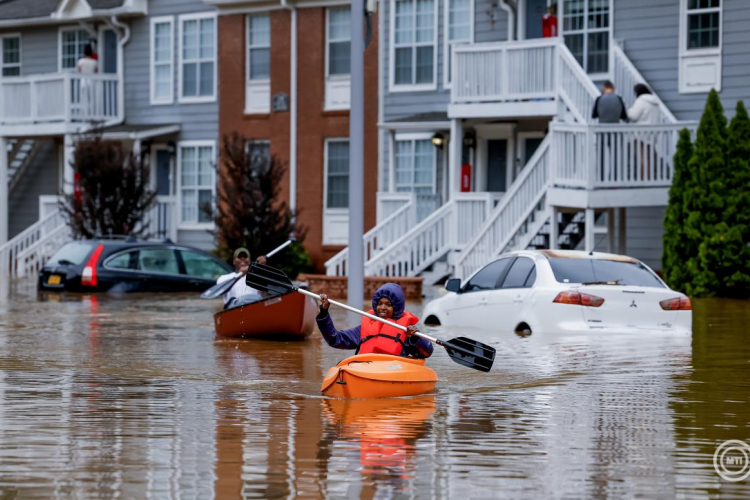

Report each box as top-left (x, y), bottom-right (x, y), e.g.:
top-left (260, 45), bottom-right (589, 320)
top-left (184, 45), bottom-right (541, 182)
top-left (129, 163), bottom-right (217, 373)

top-left (517, 0), bottom-right (552, 41)
top-left (517, 131), bottom-right (545, 178)
top-left (474, 123), bottom-right (515, 193)
top-left (150, 143), bottom-right (174, 196)
top-left (97, 26), bottom-right (118, 74)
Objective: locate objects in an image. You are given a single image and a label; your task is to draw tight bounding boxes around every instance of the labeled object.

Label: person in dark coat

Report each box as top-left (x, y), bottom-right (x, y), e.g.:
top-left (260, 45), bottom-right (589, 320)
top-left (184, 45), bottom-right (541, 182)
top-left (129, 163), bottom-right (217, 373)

top-left (316, 283), bottom-right (434, 359)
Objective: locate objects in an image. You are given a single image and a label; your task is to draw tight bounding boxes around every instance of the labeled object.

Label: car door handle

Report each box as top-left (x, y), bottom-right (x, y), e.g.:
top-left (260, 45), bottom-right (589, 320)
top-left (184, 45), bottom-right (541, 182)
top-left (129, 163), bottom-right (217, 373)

top-left (479, 297), bottom-right (488, 305)
top-left (514, 294), bottom-right (524, 303)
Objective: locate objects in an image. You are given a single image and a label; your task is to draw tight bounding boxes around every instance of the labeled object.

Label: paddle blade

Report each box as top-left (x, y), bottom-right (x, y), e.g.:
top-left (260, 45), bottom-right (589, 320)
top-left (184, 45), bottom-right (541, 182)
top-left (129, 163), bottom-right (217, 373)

top-left (246, 263), bottom-right (297, 295)
top-left (442, 336), bottom-right (496, 373)
top-left (200, 276), bottom-right (237, 299)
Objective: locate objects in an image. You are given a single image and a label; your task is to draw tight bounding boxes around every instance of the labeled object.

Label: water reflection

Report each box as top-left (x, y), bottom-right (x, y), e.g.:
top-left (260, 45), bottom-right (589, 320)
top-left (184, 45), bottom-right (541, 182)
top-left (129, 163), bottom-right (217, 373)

top-left (0, 280), bottom-right (748, 498)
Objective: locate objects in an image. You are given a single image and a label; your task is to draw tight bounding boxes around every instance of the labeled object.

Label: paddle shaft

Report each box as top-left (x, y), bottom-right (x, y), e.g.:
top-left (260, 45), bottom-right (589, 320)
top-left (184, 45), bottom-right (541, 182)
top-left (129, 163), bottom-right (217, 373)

top-left (265, 239), bottom-right (293, 258)
top-left (295, 287), bottom-right (439, 343)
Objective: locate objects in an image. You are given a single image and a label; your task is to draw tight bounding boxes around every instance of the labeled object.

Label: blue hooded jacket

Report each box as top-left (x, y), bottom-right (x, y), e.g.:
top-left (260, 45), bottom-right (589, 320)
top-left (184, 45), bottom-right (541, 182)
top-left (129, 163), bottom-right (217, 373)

top-left (315, 283), bottom-right (433, 358)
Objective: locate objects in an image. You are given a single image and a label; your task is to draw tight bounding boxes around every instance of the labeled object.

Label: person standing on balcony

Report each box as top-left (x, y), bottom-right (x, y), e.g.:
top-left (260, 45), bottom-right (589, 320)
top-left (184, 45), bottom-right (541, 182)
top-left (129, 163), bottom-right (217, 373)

top-left (592, 81), bottom-right (627, 182)
top-left (76, 44), bottom-right (98, 74)
top-left (76, 44), bottom-right (98, 118)
top-left (628, 84), bottom-right (661, 180)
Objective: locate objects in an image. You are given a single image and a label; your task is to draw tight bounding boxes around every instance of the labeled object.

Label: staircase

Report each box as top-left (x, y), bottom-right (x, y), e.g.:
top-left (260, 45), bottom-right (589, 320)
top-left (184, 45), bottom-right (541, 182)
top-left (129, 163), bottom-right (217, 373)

top-left (6, 139), bottom-right (40, 190)
top-left (328, 39), bottom-right (681, 281)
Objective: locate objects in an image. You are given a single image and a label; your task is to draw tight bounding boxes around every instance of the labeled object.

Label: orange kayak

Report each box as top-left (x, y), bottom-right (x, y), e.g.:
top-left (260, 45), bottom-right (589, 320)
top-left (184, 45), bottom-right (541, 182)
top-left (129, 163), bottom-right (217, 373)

top-left (320, 353), bottom-right (438, 399)
top-left (214, 291), bottom-right (317, 338)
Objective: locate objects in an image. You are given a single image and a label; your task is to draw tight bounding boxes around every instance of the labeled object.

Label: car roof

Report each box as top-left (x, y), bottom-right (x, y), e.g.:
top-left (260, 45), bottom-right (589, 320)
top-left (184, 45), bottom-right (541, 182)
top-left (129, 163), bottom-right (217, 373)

top-left (504, 249), bottom-right (639, 264)
top-left (67, 238), bottom-right (219, 256)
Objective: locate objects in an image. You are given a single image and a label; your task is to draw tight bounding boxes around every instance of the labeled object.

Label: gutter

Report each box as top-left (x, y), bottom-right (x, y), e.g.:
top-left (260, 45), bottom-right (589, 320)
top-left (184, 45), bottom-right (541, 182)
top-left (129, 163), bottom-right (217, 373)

top-left (109, 15), bottom-right (131, 127)
top-left (281, 0), bottom-right (298, 214)
top-left (500, 0), bottom-right (516, 41)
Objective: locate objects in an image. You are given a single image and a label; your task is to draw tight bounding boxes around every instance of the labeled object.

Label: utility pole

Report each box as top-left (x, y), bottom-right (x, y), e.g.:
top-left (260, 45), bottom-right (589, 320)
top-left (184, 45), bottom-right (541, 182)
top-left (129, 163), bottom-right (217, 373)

top-left (347, 0), bottom-right (365, 308)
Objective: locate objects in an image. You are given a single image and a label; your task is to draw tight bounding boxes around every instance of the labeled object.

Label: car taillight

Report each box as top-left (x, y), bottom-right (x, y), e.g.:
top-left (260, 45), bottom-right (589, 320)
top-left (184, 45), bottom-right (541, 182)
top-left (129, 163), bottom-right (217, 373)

top-left (659, 296), bottom-right (692, 311)
top-left (81, 244), bottom-right (104, 286)
top-left (553, 291), bottom-right (605, 307)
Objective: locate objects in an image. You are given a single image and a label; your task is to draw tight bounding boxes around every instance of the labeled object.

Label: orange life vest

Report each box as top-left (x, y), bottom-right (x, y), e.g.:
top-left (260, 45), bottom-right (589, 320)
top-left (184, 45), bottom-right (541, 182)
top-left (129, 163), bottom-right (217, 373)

top-left (358, 311), bottom-right (419, 356)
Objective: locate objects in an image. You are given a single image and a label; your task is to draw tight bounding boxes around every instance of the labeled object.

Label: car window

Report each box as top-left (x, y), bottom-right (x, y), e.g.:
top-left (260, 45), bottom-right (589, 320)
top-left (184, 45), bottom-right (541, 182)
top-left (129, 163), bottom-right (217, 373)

top-left (501, 257), bottom-right (536, 289)
top-left (138, 248), bottom-right (179, 274)
top-left (105, 251), bottom-right (137, 270)
top-left (524, 266), bottom-right (537, 287)
top-left (180, 250), bottom-right (228, 279)
top-left (548, 258), bottom-right (664, 287)
top-left (464, 258), bottom-right (512, 292)
top-left (47, 241), bottom-right (95, 266)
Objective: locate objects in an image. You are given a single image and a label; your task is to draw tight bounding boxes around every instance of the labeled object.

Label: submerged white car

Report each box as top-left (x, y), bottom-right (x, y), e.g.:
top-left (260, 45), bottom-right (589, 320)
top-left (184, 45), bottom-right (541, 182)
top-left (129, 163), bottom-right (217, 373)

top-left (423, 250), bottom-right (692, 334)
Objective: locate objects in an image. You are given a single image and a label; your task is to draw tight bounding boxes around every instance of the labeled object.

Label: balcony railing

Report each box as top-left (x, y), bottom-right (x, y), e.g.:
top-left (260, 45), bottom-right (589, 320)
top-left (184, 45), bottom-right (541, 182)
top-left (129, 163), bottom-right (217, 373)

top-left (550, 122), bottom-right (698, 189)
top-left (0, 73), bottom-right (121, 126)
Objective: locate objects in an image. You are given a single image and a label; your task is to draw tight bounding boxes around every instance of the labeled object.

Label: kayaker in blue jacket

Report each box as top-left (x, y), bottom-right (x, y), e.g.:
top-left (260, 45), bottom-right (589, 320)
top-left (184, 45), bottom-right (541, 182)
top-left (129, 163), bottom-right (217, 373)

top-left (316, 283), bottom-right (434, 359)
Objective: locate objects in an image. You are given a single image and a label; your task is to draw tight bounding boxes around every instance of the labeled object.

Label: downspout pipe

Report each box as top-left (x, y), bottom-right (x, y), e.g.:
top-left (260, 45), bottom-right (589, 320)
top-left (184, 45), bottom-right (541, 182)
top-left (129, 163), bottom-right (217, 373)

top-left (110, 15), bottom-right (131, 126)
top-left (500, 0), bottom-right (516, 41)
top-left (281, 0), bottom-right (298, 215)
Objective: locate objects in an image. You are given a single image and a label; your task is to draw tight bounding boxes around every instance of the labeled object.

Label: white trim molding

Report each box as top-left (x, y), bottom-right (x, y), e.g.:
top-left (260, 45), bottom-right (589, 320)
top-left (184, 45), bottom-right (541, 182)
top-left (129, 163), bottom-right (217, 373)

top-left (150, 16), bottom-right (174, 106)
top-left (388, 0), bottom-right (439, 93)
top-left (558, 0), bottom-right (614, 79)
top-left (177, 12), bottom-right (218, 104)
top-left (0, 33), bottom-right (21, 77)
top-left (323, 138), bottom-right (351, 245)
top-left (678, 0), bottom-right (722, 94)
top-left (58, 26), bottom-right (92, 72)
top-left (443, 0), bottom-right (474, 89)
top-left (324, 5), bottom-right (351, 111)
top-left (246, 12), bottom-right (271, 114)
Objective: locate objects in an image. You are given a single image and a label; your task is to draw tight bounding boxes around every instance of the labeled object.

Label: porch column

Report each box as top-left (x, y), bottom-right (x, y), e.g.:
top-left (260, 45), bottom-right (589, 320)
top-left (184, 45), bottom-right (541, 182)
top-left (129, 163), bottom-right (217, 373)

top-left (388, 130), bottom-right (396, 192)
top-left (0, 136), bottom-right (8, 244)
top-left (607, 208), bottom-right (616, 253)
top-left (63, 134), bottom-right (75, 195)
top-left (584, 208), bottom-right (595, 253)
top-left (617, 207), bottom-right (627, 255)
top-left (449, 118), bottom-right (463, 199)
top-left (549, 205), bottom-right (559, 250)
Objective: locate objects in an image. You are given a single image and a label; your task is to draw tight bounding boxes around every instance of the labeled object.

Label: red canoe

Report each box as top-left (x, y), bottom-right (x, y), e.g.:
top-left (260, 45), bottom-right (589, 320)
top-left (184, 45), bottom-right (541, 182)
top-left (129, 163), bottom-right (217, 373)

top-left (214, 292), bottom-right (318, 338)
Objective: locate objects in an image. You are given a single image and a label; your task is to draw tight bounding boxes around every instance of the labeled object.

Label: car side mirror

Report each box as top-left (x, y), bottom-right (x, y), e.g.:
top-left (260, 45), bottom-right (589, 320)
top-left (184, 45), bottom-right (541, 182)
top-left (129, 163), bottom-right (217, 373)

top-left (445, 278), bottom-right (461, 293)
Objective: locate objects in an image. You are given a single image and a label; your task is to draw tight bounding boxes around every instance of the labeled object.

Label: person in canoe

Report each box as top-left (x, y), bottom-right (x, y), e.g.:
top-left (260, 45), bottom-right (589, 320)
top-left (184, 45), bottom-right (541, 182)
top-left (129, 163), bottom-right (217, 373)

top-left (316, 283), bottom-right (433, 359)
top-left (217, 247), bottom-right (267, 309)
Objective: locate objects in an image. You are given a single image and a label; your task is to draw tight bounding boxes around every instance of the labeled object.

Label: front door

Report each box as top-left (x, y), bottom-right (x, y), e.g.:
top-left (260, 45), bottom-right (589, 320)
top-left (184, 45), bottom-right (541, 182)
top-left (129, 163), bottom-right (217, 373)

top-left (486, 139), bottom-right (508, 192)
top-left (525, 0), bottom-right (548, 39)
top-left (155, 149), bottom-right (172, 196)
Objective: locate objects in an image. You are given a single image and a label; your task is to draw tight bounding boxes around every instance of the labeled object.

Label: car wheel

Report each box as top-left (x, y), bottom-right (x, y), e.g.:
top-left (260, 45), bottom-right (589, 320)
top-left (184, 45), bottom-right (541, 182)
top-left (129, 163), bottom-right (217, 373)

top-left (514, 322), bottom-right (532, 337)
top-left (424, 315), bottom-right (441, 326)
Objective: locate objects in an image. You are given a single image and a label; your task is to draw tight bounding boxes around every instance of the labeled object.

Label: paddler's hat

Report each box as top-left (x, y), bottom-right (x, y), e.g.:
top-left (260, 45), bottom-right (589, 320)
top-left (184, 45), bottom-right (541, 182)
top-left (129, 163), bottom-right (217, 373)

top-left (233, 247), bottom-right (250, 259)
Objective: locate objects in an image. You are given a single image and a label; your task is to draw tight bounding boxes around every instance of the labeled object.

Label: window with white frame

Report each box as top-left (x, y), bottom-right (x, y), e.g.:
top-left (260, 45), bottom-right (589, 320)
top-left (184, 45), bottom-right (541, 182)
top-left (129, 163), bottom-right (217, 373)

top-left (686, 0), bottom-right (720, 49)
top-left (1, 35), bottom-right (20, 77)
top-left (444, 0), bottom-right (472, 86)
top-left (179, 143), bottom-right (215, 225)
top-left (326, 140), bottom-right (350, 209)
top-left (327, 7), bottom-right (351, 77)
top-left (246, 13), bottom-right (270, 113)
top-left (179, 14), bottom-right (216, 101)
top-left (60, 28), bottom-right (90, 71)
top-left (679, 0), bottom-right (722, 93)
top-left (561, 0), bottom-right (610, 75)
top-left (392, 0), bottom-right (437, 89)
top-left (150, 17), bottom-right (174, 104)
top-left (395, 138), bottom-right (435, 194)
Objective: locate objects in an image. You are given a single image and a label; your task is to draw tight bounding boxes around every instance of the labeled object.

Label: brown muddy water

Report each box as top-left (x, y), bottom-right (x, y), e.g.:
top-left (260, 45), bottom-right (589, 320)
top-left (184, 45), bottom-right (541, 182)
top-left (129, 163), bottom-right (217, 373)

top-left (0, 279), bottom-right (748, 499)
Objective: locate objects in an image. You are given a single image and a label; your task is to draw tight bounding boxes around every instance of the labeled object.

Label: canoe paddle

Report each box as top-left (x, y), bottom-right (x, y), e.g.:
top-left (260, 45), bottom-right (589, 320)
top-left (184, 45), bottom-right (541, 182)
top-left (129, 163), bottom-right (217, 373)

top-left (200, 238), bottom-right (295, 299)
top-left (246, 263), bottom-right (496, 373)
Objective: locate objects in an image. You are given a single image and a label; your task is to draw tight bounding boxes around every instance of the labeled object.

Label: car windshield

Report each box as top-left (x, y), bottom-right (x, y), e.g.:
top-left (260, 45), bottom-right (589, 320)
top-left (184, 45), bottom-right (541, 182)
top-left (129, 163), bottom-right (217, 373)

top-left (548, 258), bottom-right (665, 288)
top-left (47, 241), bottom-right (95, 266)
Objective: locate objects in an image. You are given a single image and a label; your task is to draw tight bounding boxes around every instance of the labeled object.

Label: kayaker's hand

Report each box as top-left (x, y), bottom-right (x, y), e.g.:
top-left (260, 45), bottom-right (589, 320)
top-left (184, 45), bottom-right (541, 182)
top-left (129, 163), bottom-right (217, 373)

top-left (256, 255), bottom-right (267, 265)
top-left (319, 293), bottom-right (330, 310)
top-left (405, 325), bottom-right (419, 338)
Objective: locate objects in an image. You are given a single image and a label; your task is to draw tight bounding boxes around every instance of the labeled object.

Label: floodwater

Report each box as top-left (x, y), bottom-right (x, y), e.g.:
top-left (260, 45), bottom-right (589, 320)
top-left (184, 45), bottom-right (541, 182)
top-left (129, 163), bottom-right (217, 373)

top-left (0, 280), bottom-right (748, 500)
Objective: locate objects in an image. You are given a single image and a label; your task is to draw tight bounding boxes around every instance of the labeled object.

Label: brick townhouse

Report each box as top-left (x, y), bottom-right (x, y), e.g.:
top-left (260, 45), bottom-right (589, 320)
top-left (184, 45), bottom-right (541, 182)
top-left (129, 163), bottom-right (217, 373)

top-left (211, 0), bottom-right (380, 271)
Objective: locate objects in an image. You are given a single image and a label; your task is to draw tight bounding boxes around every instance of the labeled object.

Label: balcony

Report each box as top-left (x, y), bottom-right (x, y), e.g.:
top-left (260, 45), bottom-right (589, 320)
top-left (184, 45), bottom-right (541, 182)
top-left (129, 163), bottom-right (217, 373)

top-left (0, 73), bottom-right (122, 136)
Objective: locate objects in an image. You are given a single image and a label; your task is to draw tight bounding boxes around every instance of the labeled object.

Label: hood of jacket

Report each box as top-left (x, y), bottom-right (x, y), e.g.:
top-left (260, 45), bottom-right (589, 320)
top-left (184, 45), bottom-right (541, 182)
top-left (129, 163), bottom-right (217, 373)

top-left (638, 94), bottom-right (659, 107)
top-left (372, 283), bottom-right (406, 320)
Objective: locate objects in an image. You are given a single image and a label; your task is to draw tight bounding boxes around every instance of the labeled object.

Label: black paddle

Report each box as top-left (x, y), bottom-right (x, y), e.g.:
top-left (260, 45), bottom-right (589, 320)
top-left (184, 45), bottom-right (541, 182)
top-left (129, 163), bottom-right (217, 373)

top-left (246, 263), bottom-right (496, 373)
top-left (200, 238), bottom-right (295, 299)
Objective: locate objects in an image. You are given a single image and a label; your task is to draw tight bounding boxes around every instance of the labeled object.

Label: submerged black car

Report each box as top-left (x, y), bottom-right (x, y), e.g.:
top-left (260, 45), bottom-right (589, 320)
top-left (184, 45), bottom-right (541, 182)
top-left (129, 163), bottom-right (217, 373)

top-left (38, 239), bottom-right (233, 293)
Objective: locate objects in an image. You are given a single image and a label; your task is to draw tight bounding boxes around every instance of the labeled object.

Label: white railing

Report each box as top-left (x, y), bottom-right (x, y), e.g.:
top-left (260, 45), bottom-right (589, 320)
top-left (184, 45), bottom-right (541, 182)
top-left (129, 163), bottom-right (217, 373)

top-left (376, 192), bottom-right (414, 223)
top-left (0, 73), bottom-right (121, 125)
top-left (147, 196), bottom-right (178, 242)
top-left (550, 122), bottom-right (698, 189)
top-left (454, 135), bottom-right (551, 281)
top-left (365, 201), bottom-right (455, 277)
top-left (612, 44), bottom-right (676, 124)
top-left (557, 45), bottom-right (601, 123)
top-left (325, 198), bottom-right (416, 276)
top-left (0, 209), bottom-right (69, 278)
top-left (452, 38), bottom-right (558, 104)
